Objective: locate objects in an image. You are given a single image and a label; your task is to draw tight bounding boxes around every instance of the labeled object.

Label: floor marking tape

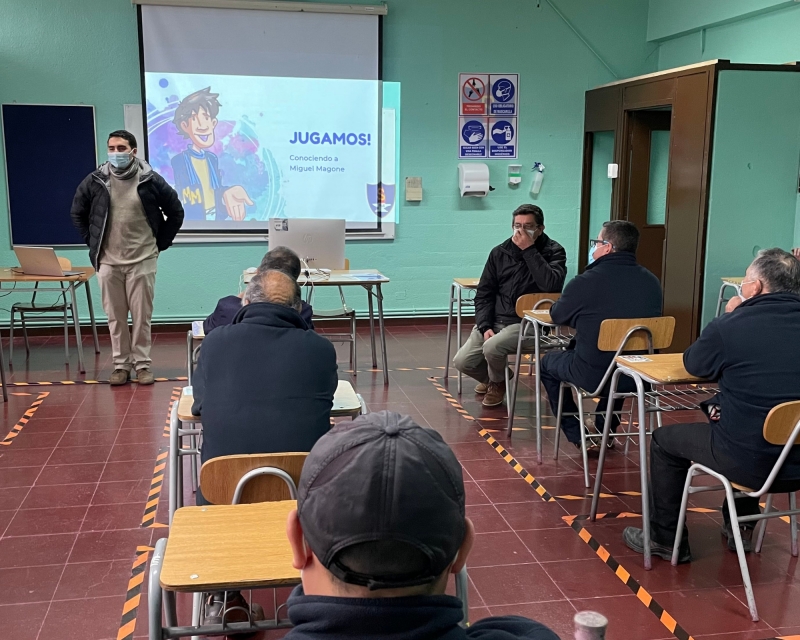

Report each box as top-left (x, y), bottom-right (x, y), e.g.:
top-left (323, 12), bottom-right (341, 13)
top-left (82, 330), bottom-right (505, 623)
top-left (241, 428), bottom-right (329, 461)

top-left (0, 377), bottom-right (189, 387)
top-left (116, 545), bottom-right (154, 640)
top-left (141, 387), bottom-right (181, 528)
top-left (0, 392), bottom-right (49, 445)
top-left (429, 374), bottom-right (699, 640)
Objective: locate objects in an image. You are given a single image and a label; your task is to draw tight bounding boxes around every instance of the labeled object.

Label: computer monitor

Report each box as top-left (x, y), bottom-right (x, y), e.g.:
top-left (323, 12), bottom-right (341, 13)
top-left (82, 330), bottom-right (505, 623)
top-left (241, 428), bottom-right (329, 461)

top-left (269, 218), bottom-right (346, 270)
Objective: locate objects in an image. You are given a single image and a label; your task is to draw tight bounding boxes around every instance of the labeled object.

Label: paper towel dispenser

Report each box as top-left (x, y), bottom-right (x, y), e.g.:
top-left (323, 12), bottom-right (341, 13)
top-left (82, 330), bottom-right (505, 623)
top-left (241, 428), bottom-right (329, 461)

top-left (458, 163), bottom-right (490, 197)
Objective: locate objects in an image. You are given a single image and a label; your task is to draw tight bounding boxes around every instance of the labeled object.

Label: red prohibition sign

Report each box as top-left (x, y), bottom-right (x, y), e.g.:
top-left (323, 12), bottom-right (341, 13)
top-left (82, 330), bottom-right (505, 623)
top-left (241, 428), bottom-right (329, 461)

top-left (462, 77), bottom-right (486, 101)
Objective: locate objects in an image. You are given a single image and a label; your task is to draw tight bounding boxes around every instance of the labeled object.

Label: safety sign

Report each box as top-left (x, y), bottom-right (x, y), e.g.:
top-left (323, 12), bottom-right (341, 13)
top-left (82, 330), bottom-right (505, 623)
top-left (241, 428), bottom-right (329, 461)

top-left (459, 117), bottom-right (488, 158)
top-left (459, 73), bottom-right (489, 116)
top-left (488, 117), bottom-right (517, 159)
top-left (489, 74), bottom-right (518, 116)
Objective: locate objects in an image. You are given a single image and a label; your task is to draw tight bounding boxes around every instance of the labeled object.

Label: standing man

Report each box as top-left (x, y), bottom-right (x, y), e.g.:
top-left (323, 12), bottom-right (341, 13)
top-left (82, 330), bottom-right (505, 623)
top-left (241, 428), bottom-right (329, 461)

top-left (453, 204), bottom-right (567, 407)
top-left (71, 130), bottom-right (184, 385)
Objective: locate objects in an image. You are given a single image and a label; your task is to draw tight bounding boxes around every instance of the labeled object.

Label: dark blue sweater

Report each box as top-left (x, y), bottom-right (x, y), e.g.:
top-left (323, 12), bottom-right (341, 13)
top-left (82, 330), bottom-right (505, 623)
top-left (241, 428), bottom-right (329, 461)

top-left (283, 586), bottom-right (560, 640)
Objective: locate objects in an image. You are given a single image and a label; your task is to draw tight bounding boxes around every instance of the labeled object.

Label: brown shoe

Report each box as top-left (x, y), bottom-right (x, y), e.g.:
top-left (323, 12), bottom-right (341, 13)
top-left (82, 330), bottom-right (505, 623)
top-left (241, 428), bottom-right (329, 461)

top-left (203, 591), bottom-right (266, 626)
top-left (109, 369), bottom-right (130, 386)
top-left (474, 382), bottom-right (488, 394)
top-left (136, 369), bottom-right (155, 385)
top-left (482, 380), bottom-right (506, 407)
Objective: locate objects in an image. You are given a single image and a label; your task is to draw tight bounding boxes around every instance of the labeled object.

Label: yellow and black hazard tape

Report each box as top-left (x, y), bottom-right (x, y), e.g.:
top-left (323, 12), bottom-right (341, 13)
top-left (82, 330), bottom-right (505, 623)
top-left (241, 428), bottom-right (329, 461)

top-left (429, 373), bottom-right (706, 640)
top-left (563, 508), bottom-right (718, 526)
top-left (141, 387), bottom-right (182, 528)
top-left (564, 514), bottom-right (696, 640)
top-left (0, 391), bottom-right (49, 446)
top-left (116, 545), bottom-right (153, 640)
top-left (0, 377), bottom-right (188, 388)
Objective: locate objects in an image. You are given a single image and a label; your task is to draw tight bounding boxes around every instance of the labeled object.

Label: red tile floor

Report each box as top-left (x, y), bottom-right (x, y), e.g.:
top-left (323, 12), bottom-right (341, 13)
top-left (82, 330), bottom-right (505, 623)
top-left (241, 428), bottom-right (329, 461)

top-left (0, 325), bottom-right (798, 640)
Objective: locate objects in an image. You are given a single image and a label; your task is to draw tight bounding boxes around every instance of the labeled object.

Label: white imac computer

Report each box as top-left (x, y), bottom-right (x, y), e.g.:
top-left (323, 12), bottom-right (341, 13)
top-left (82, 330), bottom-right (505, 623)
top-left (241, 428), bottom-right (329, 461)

top-left (269, 218), bottom-right (346, 271)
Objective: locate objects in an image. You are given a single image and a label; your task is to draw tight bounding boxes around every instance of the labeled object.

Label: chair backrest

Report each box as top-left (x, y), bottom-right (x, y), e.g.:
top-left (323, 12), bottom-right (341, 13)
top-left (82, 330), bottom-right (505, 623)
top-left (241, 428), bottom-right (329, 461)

top-left (515, 293), bottom-right (561, 318)
top-left (199, 452), bottom-right (308, 505)
top-left (764, 401), bottom-right (800, 446)
top-left (597, 316), bottom-right (675, 352)
top-left (57, 256), bottom-right (71, 270)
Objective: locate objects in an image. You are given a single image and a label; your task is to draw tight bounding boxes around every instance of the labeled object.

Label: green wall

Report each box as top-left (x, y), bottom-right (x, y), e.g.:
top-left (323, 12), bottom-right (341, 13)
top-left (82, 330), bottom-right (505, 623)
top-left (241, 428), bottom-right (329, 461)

top-left (702, 71), bottom-right (800, 326)
top-left (588, 131), bottom-right (614, 246)
top-left (0, 0), bottom-right (654, 323)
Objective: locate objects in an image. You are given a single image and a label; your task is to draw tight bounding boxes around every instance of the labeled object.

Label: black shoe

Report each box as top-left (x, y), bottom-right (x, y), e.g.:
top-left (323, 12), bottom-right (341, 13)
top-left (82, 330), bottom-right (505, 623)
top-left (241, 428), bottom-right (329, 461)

top-left (623, 526), bottom-right (692, 563)
top-left (721, 521), bottom-right (754, 553)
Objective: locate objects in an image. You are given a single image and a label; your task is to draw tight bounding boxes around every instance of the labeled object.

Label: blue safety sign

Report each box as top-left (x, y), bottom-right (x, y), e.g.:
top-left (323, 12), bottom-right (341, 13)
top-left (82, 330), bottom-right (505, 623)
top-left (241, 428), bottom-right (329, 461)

top-left (459, 118), bottom-right (488, 158)
top-left (489, 74), bottom-right (518, 116)
top-left (488, 117), bottom-right (516, 159)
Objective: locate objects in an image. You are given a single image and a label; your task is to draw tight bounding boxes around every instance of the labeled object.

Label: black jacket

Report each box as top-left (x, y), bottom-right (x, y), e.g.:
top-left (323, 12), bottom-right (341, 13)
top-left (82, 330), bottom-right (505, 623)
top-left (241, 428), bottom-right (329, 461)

top-left (549, 251), bottom-right (662, 390)
top-left (283, 586), bottom-right (559, 640)
top-left (70, 160), bottom-right (184, 268)
top-left (475, 235), bottom-right (567, 332)
top-left (684, 293), bottom-right (800, 479)
top-left (191, 302), bottom-right (338, 471)
top-left (203, 295), bottom-right (315, 334)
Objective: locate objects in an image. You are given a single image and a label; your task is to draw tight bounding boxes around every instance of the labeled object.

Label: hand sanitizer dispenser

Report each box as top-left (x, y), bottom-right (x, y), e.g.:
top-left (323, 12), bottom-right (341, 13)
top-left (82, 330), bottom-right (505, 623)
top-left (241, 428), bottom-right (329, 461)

top-left (458, 163), bottom-right (490, 197)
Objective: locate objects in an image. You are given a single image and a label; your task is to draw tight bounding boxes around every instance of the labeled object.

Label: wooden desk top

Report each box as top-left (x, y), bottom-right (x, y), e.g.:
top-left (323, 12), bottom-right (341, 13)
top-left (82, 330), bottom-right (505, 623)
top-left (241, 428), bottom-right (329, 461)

top-left (721, 277), bottom-right (744, 285)
top-left (453, 278), bottom-right (480, 288)
top-left (178, 379), bottom-right (361, 422)
top-left (299, 270), bottom-right (389, 286)
top-left (522, 309), bottom-right (555, 325)
top-left (161, 500), bottom-right (300, 592)
top-left (615, 353), bottom-right (707, 384)
top-left (0, 267), bottom-right (95, 283)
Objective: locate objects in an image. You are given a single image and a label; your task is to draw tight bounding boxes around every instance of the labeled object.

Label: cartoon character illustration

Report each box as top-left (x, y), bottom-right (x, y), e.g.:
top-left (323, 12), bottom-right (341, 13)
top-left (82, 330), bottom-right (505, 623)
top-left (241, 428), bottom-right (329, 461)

top-left (170, 87), bottom-right (253, 221)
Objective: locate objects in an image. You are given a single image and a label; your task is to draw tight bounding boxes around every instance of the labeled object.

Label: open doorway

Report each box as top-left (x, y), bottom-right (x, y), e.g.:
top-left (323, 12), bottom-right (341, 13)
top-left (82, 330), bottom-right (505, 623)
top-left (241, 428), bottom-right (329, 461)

top-left (621, 109), bottom-right (671, 282)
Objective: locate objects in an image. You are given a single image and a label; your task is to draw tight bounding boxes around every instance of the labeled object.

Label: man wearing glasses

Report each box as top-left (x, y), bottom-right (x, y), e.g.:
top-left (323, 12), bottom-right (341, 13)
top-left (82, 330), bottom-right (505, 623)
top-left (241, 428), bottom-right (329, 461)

top-left (539, 220), bottom-right (662, 449)
top-left (453, 204), bottom-right (567, 407)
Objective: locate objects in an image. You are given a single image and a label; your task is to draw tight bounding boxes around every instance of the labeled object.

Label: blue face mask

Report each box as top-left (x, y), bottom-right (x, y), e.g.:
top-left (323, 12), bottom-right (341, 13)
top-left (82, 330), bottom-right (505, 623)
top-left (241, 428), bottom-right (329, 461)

top-left (588, 244), bottom-right (596, 265)
top-left (108, 152), bottom-right (133, 170)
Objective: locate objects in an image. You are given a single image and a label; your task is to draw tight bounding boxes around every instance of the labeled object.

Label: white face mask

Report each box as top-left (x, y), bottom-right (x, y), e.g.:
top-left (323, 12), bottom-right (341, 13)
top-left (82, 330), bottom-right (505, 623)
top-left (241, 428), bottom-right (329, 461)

top-left (108, 152), bottom-right (133, 170)
top-left (526, 229), bottom-right (537, 240)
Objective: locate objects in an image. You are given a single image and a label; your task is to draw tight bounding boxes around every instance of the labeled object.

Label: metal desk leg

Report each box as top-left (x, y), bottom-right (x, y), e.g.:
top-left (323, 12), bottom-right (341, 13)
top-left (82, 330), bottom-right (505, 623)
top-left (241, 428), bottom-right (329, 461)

top-left (376, 284), bottom-right (389, 386)
top-left (456, 285), bottom-right (463, 395)
top-left (169, 401), bottom-right (179, 525)
top-left (506, 318), bottom-right (529, 439)
top-left (84, 280), bottom-right (100, 354)
top-left (0, 329), bottom-right (7, 402)
top-left (444, 283), bottom-right (455, 380)
top-left (633, 373), bottom-right (652, 570)
top-left (186, 331), bottom-right (193, 384)
top-left (367, 286), bottom-right (377, 369)
top-left (591, 368), bottom-right (623, 521)
top-left (533, 321), bottom-right (544, 464)
top-left (68, 283), bottom-right (86, 373)
top-left (149, 537), bottom-right (167, 640)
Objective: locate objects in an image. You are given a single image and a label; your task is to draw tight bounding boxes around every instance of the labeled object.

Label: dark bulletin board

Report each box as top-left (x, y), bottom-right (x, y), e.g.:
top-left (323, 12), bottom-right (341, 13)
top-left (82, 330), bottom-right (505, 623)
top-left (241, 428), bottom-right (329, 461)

top-left (2, 104), bottom-right (97, 246)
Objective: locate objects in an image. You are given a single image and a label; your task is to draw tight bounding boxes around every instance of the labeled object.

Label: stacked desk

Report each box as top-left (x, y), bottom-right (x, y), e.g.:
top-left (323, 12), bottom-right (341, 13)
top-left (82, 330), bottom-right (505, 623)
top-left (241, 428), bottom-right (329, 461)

top-left (443, 278), bottom-right (480, 394)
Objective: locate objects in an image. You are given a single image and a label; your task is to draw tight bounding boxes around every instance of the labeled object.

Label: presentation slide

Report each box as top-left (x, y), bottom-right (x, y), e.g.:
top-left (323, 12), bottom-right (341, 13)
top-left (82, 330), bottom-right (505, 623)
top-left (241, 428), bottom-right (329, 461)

top-left (145, 72), bottom-right (395, 231)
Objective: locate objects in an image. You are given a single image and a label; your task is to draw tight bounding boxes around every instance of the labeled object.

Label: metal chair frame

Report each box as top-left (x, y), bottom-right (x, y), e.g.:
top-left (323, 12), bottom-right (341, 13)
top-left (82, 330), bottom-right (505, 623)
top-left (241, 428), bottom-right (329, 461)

top-left (444, 282), bottom-right (477, 395)
top-left (672, 412), bottom-right (800, 622)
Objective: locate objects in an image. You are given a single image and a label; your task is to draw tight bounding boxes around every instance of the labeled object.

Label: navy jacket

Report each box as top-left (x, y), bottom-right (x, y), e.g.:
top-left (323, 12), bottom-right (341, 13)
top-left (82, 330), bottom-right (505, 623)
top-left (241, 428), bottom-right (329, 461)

top-left (475, 235), bottom-right (567, 332)
top-left (549, 251), bottom-right (662, 391)
top-left (684, 292), bottom-right (800, 480)
top-left (192, 302), bottom-right (338, 472)
top-left (203, 295), bottom-right (314, 334)
top-left (283, 586), bottom-right (559, 640)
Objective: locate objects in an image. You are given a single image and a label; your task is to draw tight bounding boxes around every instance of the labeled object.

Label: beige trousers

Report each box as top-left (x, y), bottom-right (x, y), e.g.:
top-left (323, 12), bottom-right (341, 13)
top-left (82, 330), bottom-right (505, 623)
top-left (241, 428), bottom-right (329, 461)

top-left (97, 257), bottom-right (157, 371)
top-left (453, 324), bottom-right (536, 383)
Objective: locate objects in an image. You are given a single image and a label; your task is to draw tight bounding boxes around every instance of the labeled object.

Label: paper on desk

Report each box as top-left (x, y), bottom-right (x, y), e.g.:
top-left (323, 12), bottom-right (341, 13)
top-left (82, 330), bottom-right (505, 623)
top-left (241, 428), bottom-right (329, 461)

top-left (191, 321), bottom-right (205, 337)
top-left (347, 273), bottom-right (384, 281)
top-left (618, 355), bottom-right (652, 363)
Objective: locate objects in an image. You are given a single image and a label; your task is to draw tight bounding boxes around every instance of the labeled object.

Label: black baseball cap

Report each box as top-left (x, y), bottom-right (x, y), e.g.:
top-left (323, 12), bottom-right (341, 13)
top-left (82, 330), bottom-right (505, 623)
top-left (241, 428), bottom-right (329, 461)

top-left (297, 411), bottom-right (466, 590)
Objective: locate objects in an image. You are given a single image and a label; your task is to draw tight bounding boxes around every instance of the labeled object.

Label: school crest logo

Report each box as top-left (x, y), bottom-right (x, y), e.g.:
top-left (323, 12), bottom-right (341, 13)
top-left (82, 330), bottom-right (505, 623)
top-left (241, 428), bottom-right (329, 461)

top-left (366, 183), bottom-right (396, 218)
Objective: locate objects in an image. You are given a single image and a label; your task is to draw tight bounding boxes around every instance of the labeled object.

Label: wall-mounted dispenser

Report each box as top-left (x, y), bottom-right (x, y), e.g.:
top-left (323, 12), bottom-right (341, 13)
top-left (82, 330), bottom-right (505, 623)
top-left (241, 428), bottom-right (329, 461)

top-left (458, 163), bottom-right (490, 197)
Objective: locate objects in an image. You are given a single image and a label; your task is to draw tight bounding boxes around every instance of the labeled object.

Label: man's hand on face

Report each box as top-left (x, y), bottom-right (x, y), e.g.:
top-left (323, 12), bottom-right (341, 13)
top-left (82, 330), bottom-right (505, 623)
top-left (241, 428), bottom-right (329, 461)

top-left (512, 227), bottom-right (535, 251)
top-left (725, 296), bottom-right (744, 313)
top-left (483, 329), bottom-right (496, 340)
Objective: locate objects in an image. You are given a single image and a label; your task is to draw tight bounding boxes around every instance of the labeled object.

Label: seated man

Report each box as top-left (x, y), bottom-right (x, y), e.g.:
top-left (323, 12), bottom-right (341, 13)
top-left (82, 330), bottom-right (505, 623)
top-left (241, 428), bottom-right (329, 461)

top-left (624, 248), bottom-right (800, 562)
top-left (192, 269), bottom-right (337, 486)
top-left (454, 204), bottom-right (567, 407)
top-left (203, 245), bottom-right (313, 333)
top-left (540, 221), bottom-right (661, 448)
top-left (284, 410), bottom-right (559, 640)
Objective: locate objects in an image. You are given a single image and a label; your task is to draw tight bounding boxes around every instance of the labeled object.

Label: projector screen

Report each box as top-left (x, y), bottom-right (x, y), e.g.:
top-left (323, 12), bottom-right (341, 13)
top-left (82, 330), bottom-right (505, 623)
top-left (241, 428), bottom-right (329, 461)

top-left (138, 4), bottom-right (394, 236)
